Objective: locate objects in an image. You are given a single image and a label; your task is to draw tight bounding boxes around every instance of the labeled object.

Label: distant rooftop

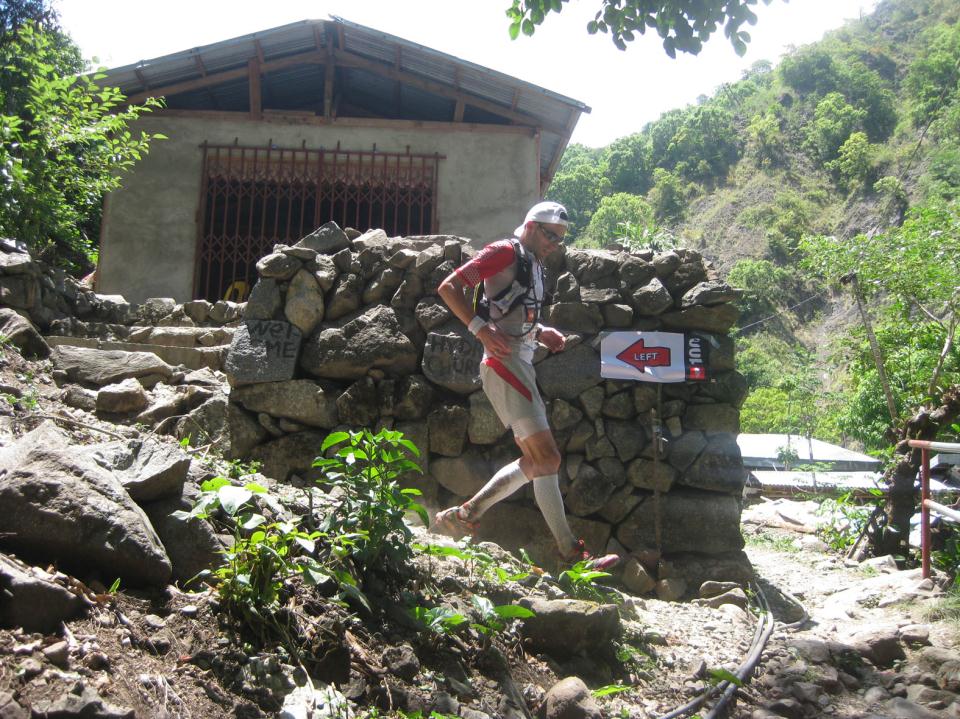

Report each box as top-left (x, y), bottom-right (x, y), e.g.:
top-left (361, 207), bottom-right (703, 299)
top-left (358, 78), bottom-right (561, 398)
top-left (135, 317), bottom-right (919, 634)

top-left (737, 434), bottom-right (881, 472)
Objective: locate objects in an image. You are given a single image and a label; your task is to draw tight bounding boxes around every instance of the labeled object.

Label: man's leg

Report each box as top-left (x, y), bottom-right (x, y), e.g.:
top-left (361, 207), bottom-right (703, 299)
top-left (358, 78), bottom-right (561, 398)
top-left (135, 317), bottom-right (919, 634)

top-left (516, 429), bottom-right (577, 556)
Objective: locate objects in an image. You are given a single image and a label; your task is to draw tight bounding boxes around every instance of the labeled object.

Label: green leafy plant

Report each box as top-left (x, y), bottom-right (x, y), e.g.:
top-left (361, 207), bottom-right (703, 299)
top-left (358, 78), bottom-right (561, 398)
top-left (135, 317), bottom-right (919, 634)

top-left (313, 428), bottom-right (427, 571)
top-left (815, 489), bottom-right (882, 552)
top-left (227, 457), bottom-right (263, 479)
top-left (558, 560), bottom-right (612, 601)
top-left (592, 683), bottom-right (631, 697)
top-left (410, 605), bottom-right (468, 636)
top-left (468, 595), bottom-right (535, 636)
top-left (414, 540), bottom-right (531, 584)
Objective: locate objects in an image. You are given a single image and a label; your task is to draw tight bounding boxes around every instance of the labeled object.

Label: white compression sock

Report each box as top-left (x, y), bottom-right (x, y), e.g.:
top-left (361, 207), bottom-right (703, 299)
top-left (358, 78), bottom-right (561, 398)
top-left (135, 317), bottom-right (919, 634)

top-left (466, 459), bottom-right (528, 518)
top-left (533, 474), bottom-right (576, 551)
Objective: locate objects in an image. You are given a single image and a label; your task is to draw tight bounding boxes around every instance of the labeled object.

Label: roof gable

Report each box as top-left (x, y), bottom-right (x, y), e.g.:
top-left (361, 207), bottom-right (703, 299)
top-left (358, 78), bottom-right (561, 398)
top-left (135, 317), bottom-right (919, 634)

top-left (100, 17), bottom-right (588, 186)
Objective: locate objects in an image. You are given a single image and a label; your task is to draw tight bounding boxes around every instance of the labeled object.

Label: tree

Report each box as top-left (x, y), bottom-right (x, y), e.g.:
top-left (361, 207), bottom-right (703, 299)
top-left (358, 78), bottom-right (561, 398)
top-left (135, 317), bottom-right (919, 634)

top-left (605, 133), bottom-right (652, 195)
top-left (582, 192), bottom-right (653, 246)
top-left (546, 160), bottom-right (611, 239)
top-left (0, 23), bottom-right (164, 270)
top-left (904, 23), bottom-right (960, 128)
top-left (827, 131), bottom-right (875, 190)
top-left (804, 92), bottom-right (866, 162)
top-left (647, 168), bottom-right (686, 222)
top-left (506, 0), bottom-right (776, 55)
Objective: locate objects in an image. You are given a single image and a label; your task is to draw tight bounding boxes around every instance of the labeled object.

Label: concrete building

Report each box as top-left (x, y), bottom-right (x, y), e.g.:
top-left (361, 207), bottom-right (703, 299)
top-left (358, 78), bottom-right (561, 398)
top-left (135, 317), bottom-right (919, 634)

top-left (96, 17), bottom-right (588, 304)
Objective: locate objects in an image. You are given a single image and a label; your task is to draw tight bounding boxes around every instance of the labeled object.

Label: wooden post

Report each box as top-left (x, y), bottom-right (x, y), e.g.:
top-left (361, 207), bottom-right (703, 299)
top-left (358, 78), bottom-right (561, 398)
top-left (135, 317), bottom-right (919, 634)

top-left (247, 58), bottom-right (262, 120)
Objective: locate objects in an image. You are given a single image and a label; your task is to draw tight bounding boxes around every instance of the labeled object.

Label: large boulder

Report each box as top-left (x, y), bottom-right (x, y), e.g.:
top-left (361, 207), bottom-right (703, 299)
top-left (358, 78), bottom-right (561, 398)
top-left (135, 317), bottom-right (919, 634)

top-left (231, 379), bottom-right (340, 429)
top-left (518, 598), bottom-right (621, 658)
top-left (0, 307), bottom-right (49, 357)
top-left (300, 306), bottom-right (418, 380)
top-left (83, 438), bottom-right (192, 503)
top-left (52, 345), bottom-right (173, 387)
top-left (224, 320), bottom-right (302, 387)
top-left (0, 423), bottom-right (172, 586)
top-left (537, 343), bottom-right (604, 400)
top-left (421, 328), bottom-right (483, 394)
top-left (0, 553), bottom-right (88, 633)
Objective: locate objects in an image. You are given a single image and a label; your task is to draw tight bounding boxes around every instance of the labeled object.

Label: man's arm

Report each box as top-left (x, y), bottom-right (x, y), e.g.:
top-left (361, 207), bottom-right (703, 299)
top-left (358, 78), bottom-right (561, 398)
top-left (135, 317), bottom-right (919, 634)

top-left (438, 271), bottom-right (512, 358)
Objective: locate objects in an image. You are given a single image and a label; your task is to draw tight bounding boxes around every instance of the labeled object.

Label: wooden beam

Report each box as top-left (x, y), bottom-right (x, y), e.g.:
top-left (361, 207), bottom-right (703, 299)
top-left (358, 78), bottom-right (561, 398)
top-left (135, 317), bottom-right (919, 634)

top-left (542, 107), bottom-right (581, 191)
top-left (159, 108), bottom-right (538, 135)
top-left (192, 53), bottom-right (207, 77)
top-left (125, 49), bottom-right (326, 104)
top-left (324, 23), bottom-right (336, 119)
top-left (332, 47), bottom-right (571, 136)
top-left (254, 39), bottom-right (265, 66)
top-left (134, 66), bottom-right (149, 90)
top-left (248, 58), bottom-right (262, 120)
top-left (453, 99), bottom-right (464, 123)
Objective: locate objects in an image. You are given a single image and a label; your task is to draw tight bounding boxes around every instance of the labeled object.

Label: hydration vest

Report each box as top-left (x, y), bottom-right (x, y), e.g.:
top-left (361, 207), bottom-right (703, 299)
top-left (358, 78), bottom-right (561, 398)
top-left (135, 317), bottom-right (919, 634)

top-left (472, 239), bottom-right (543, 334)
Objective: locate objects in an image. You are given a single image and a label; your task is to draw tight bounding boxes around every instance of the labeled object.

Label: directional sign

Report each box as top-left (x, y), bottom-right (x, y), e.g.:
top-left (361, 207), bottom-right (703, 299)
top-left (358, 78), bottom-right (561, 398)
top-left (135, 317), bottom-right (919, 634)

top-left (601, 331), bottom-right (709, 383)
top-left (616, 339), bottom-right (671, 373)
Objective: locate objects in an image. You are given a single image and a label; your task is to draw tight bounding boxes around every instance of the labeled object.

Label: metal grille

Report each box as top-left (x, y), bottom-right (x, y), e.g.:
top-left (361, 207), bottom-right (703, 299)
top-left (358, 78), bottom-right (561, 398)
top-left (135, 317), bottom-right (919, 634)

top-left (195, 142), bottom-right (443, 302)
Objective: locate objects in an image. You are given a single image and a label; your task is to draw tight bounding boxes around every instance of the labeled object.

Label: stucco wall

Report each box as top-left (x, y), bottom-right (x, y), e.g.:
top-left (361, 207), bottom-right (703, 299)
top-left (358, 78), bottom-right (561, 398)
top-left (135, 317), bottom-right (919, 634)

top-left (99, 114), bottom-right (541, 304)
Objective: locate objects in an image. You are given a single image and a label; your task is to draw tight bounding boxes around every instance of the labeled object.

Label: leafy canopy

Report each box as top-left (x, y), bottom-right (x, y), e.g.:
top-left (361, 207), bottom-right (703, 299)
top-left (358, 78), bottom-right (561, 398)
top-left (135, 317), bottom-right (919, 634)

top-left (506, 0), bottom-right (775, 55)
top-left (0, 22), bottom-right (163, 271)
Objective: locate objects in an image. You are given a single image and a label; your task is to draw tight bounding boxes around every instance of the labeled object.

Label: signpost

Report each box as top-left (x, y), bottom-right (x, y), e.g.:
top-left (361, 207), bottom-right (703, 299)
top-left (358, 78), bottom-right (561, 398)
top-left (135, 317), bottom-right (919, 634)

top-left (600, 331), bottom-right (709, 383)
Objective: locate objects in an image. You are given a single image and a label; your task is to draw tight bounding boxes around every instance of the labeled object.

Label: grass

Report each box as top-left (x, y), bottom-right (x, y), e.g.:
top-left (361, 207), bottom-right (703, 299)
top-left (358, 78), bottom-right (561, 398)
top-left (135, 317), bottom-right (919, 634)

top-left (744, 530), bottom-right (801, 553)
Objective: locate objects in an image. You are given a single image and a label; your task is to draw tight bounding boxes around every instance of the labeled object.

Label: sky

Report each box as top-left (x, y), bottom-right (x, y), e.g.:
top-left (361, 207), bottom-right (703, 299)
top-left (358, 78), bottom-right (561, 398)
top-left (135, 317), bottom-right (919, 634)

top-left (57, 0), bottom-right (879, 148)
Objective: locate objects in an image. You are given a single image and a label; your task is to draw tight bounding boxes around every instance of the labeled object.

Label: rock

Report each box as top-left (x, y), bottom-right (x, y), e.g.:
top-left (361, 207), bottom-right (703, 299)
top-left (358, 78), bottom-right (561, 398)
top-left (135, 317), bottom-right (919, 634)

top-left (683, 403), bottom-right (740, 435)
top-left (468, 391), bottom-right (507, 444)
top-left (42, 640), bottom-right (70, 668)
top-left (519, 597), bottom-right (620, 657)
top-left (0, 553), bottom-right (87, 633)
top-left (693, 588), bottom-right (749, 610)
top-left (663, 254), bottom-right (709, 295)
top-left (85, 437), bottom-right (191, 503)
top-left (679, 434), bottom-right (747, 493)
top-left (666, 431), bottom-right (708, 471)
top-left (627, 458), bottom-right (676, 492)
top-left (61, 385), bottom-right (97, 412)
top-left (52, 345), bottom-right (174, 387)
top-left (243, 278), bottom-right (281, 320)
top-left (906, 685), bottom-right (956, 709)
top-left (415, 298), bottom-right (451, 331)
top-left (660, 304), bottom-right (739, 334)
top-left (566, 461), bottom-right (624, 517)
top-left (421, 329), bottom-right (484, 394)
top-left (284, 269), bottom-right (325, 335)
top-left (394, 375), bottom-right (434, 420)
top-left (296, 221), bottom-right (351, 255)
top-left (602, 303), bottom-right (634, 327)
top-left (698, 370), bottom-right (749, 407)
top-left (325, 272), bottom-right (362, 320)
top-left (0, 422), bottom-right (172, 585)
top-left (656, 577), bottom-right (687, 601)
top-left (542, 676), bottom-right (602, 719)
top-left (382, 644), bottom-right (420, 681)
top-left (849, 626), bottom-right (906, 667)
top-left (428, 404), bottom-right (469, 457)
top-left (301, 306), bottom-right (417, 381)
top-left (631, 277), bottom-right (674, 315)
top-left (622, 556), bottom-right (657, 594)
top-left (884, 697), bottom-right (944, 718)
top-left (0, 308), bottom-right (48, 357)
top-left (617, 490), bottom-right (744, 554)
top-left (0, 691), bottom-right (28, 719)
top-left (899, 624), bottom-right (932, 646)
top-left (542, 303), bottom-right (604, 334)
top-left (618, 256), bottom-right (656, 288)
top-left (224, 320), bottom-right (302, 387)
top-left (337, 377), bottom-right (379, 427)
top-left (96, 377), bottom-right (149, 414)
top-left (680, 280), bottom-right (741, 307)
top-left (279, 684), bottom-right (349, 719)
top-left (231, 379), bottom-right (340, 429)
top-left (699, 580), bottom-right (741, 598)
top-left (182, 300), bottom-right (212, 323)
top-left (537, 343), bottom-right (604, 400)
top-left (142, 489), bottom-right (223, 584)
top-left (32, 684), bottom-right (134, 719)
top-left (566, 249), bottom-right (620, 284)
top-left (250, 431), bottom-right (327, 481)
top-left (256, 252), bottom-right (301, 280)
top-left (431, 450), bottom-right (492, 498)
top-left (209, 300), bottom-right (242, 324)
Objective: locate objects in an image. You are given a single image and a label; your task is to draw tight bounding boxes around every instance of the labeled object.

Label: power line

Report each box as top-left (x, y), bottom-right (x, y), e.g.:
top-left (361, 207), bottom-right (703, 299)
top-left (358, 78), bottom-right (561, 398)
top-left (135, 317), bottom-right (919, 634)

top-left (732, 293), bottom-right (825, 334)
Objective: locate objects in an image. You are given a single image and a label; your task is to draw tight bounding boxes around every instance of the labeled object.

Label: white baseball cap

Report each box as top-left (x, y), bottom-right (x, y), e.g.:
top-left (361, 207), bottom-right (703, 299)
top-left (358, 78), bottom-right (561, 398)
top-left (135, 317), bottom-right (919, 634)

top-left (514, 201), bottom-right (569, 237)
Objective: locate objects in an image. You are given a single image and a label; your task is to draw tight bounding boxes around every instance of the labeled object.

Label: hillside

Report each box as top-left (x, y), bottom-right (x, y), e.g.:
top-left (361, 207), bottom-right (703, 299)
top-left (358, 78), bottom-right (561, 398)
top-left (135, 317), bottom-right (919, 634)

top-left (546, 0), bottom-right (960, 454)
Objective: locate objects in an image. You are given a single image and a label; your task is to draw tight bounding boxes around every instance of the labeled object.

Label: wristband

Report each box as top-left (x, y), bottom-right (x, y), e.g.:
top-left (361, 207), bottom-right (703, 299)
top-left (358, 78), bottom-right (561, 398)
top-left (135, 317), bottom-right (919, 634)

top-left (467, 316), bottom-right (487, 336)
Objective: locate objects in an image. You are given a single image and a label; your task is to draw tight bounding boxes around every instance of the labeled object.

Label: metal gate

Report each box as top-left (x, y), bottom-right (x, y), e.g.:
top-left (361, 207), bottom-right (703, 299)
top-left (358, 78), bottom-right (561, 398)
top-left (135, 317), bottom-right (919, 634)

top-left (195, 142), bottom-right (443, 302)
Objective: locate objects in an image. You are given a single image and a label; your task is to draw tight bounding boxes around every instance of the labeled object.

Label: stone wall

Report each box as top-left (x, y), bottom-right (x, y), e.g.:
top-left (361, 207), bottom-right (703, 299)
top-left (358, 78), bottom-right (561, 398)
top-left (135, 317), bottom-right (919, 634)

top-left (223, 221), bottom-right (752, 596)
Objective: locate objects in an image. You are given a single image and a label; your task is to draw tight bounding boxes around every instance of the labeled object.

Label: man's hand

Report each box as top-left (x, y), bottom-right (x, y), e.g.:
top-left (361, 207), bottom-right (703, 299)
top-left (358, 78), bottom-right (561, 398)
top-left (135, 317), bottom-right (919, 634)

top-left (478, 324), bottom-right (512, 358)
top-left (538, 326), bottom-right (566, 353)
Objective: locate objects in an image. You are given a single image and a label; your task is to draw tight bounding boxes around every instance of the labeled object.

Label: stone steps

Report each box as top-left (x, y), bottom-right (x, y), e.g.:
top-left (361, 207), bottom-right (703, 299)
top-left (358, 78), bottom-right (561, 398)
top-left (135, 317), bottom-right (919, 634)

top-left (45, 335), bottom-right (228, 371)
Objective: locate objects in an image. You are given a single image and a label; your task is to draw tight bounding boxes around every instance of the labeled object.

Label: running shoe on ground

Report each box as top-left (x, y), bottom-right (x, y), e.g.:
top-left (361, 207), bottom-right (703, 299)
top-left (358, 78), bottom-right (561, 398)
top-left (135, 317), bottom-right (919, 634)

top-left (433, 504), bottom-right (479, 538)
top-left (564, 538), bottom-right (620, 572)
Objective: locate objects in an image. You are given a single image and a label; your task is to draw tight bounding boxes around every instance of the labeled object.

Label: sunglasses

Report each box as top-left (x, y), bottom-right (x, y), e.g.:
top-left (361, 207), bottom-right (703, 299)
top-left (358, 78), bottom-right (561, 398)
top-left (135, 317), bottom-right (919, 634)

top-left (538, 223), bottom-right (565, 244)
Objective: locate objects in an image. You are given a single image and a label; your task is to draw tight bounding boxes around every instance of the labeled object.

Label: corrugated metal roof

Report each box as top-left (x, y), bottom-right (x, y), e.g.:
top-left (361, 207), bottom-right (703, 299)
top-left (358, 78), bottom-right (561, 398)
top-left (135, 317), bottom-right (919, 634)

top-left (748, 470), bottom-right (954, 495)
top-left (100, 16), bottom-right (587, 184)
top-left (737, 434), bottom-right (881, 471)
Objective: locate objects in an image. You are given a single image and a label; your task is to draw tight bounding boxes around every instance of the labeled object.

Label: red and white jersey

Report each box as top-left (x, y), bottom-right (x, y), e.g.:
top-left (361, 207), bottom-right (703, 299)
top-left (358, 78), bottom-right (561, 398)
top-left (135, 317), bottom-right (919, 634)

top-left (455, 238), bottom-right (543, 362)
